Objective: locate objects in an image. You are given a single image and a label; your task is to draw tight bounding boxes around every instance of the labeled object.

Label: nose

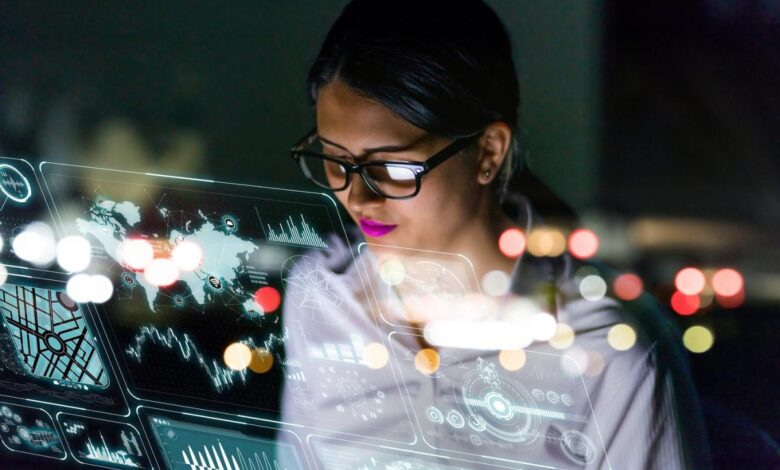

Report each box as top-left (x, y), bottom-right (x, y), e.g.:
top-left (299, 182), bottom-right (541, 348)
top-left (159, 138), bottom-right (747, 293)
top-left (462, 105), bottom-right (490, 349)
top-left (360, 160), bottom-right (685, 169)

top-left (347, 173), bottom-right (384, 213)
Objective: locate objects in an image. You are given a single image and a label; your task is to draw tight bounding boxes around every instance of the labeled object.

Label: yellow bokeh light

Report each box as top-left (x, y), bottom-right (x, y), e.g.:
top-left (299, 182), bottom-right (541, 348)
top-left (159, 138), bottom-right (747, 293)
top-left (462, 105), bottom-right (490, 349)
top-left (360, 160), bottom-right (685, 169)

top-left (249, 348), bottom-right (274, 374)
top-left (223, 342), bottom-right (252, 371)
top-left (683, 325), bottom-right (714, 354)
top-left (363, 342), bottom-right (390, 370)
top-left (414, 348), bottom-right (440, 375)
top-left (379, 257), bottom-right (406, 286)
top-left (498, 349), bottom-right (527, 371)
top-left (607, 324), bottom-right (637, 351)
top-left (549, 323), bottom-right (575, 349)
top-left (527, 228), bottom-right (566, 257)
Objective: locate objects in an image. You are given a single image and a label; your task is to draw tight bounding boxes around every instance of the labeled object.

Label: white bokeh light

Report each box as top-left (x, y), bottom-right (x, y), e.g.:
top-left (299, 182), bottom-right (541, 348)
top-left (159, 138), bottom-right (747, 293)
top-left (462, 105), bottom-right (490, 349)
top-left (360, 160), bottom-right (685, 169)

top-left (171, 240), bottom-right (203, 272)
top-left (13, 222), bottom-right (56, 265)
top-left (56, 235), bottom-right (92, 272)
top-left (66, 273), bottom-right (93, 303)
top-left (481, 270), bottom-right (510, 297)
top-left (119, 239), bottom-right (155, 270)
top-left (144, 258), bottom-right (180, 287)
top-left (91, 275), bottom-right (114, 303)
top-left (0, 264), bottom-right (7, 286)
top-left (530, 312), bottom-right (558, 341)
top-left (579, 274), bottom-right (607, 301)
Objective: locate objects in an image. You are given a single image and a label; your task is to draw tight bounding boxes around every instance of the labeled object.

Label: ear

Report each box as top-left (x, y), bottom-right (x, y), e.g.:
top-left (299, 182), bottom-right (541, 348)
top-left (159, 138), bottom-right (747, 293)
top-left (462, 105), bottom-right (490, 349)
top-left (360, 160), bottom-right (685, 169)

top-left (475, 121), bottom-right (512, 185)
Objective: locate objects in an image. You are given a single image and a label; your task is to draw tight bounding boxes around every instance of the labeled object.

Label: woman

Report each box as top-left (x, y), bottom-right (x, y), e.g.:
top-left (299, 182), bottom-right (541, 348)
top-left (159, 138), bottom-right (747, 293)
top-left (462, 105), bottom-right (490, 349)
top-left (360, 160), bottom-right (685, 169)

top-left (279, 1), bottom-right (711, 469)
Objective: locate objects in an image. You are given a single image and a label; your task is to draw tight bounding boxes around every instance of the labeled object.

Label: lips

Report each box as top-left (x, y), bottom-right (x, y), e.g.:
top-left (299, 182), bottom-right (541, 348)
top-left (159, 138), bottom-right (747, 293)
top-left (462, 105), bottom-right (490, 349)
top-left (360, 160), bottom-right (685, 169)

top-left (359, 218), bottom-right (398, 237)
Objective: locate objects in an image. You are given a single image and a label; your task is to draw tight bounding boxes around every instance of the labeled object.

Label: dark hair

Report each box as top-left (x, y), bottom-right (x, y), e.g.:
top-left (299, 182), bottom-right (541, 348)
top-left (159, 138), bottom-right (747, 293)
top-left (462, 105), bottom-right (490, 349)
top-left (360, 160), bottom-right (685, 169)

top-left (307, 0), bottom-right (520, 140)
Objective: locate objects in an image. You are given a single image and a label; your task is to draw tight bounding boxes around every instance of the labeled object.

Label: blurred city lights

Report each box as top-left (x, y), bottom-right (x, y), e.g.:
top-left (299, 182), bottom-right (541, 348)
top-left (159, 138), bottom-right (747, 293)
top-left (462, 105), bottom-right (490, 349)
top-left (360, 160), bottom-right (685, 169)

top-left (498, 349), bottom-right (527, 371)
top-left (607, 323), bottom-right (637, 351)
top-left (712, 268), bottom-right (744, 297)
top-left (143, 258), bottom-right (180, 287)
top-left (482, 270), bottom-right (510, 297)
top-left (171, 240), bottom-right (203, 271)
top-left (424, 319), bottom-right (533, 350)
top-left (498, 228), bottom-right (526, 258)
top-left (683, 325), bottom-right (714, 353)
top-left (527, 228), bottom-right (566, 257)
top-left (675, 267), bottom-right (706, 295)
top-left (530, 312), bottom-right (557, 341)
top-left (671, 291), bottom-right (700, 316)
top-left (378, 256), bottom-right (406, 286)
top-left (254, 286), bottom-right (281, 313)
top-left (568, 228), bottom-right (599, 259)
top-left (579, 274), bottom-right (607, 301)
top-left (13, 222), bottom-right (56, 265)
top-left (56, 235), bottom-right (92, 272)
top-left (363, 342), bottom-right (390, 370)
top-left (613, 273), bottom-right (644, 301)
top-left (120, 239), bottom-right (155, 270)
top-left (414, 348), bottom-right (440, 375)
top-left (223, 342), bottom-right (252, 371)
top-left (248, 348), bottom-right (274, 374)
top-left (716, 289), bottom-right (745, 309)
top-left (549, 323), bottom-right (575, 349)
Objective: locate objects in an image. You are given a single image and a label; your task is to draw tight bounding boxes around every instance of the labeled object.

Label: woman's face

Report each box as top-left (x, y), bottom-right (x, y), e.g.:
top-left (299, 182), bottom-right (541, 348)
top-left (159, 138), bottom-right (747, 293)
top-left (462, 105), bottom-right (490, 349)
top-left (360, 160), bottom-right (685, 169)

top-left (315, 78), bottom-right (485, 252)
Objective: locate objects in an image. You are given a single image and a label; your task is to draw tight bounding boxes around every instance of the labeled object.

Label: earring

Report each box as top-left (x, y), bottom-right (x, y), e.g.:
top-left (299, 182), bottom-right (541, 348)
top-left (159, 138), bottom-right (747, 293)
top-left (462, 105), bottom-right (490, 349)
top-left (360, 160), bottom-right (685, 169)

top-left (482, 169), bottom-right (492, 178)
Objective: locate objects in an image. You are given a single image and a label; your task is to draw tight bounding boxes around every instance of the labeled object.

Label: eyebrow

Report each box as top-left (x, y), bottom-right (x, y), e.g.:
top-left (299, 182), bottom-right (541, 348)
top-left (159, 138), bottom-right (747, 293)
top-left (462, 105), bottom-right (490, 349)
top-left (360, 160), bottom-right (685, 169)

top-left (318, 134), bottom-right (425, 155)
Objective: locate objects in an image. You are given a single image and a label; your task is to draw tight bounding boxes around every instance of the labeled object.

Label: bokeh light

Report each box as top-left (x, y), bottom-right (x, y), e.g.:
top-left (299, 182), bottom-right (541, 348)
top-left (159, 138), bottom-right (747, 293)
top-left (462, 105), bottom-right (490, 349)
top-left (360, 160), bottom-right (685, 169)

top-left (482, 270), bottom-right (510, 297)
top-left (671, 291), bottom-right (700, 316)
top-left (254, 286), bottom-right (281, 313)
top-left (223, 342), bottom-right (252, 371)
top-left (13, 222), bottom-right (57, 265)
top-left (498, 349), bottom-right (527, 371)
top-left (568, 228), bottom-right (599, 259)
top-left (90, 274), bottom-right (114, 303)
top-left (675, 267), bottom-right (706, 295)
top-left (378, 257), bottom-right (406, 286)
top-left (584, 351), bottom-right (606, 377)
top-left (549, 323), bottom-right (575, 349)
top-left (530, 312), bottom-right (557, 341)
top-left (683, 325), bottom-right (714, 353)
top-left (712, 268), bottom-right (744, 297)
top-left (248, 348), bottom-right (274, 373)
top-left (171, 240), bottom-right (203, 271)
top-left (498, 228), bottom-right (526, 258)
top-left (579, 274), bottom-right (607, 301)
top-left (716, 289), bottom-right (745, 309)
top-left (363, 342), bottom-right (390, 370)
top-left (143, 258), bottom-right (180, 287)
top-left (414, 348), bottom-right (440, 375)
top-left (56, 235), bottom-right (92, 272)
top-left (607, 323), bottom-right (637, 351)
top-left (613, 273), bottom-right (643, 301)
top-left (120, 239), bottom-right (155, 270)
top-left (527, 228), bottom-right (566, 257)
top-left (0, 264), bottom-right (7, 286)
top-left (561, 347), bottom-right (589, 377)
top-left (66, 273), bottom-right (93, 303)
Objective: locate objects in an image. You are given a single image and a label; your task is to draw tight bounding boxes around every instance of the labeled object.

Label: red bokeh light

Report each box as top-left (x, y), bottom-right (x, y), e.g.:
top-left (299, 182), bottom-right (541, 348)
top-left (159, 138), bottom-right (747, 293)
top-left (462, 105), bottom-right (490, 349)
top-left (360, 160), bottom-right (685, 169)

top-left (121, 239), bottom-right (154, 270)
top-left (143, 258), bottom-right (180, 287)
top-left (716, 289), bottom-right (745, 309)
top-left (498, 228), bottom-right (526, 259)
top-left (254, 286), bottom-right (281, 313)
top-left (712, 268), bottom-right (744, 297)
top-left (613, 273), bottom-right (644, 301)
top-left (568, 228), bottom-right (599, 260)
top-left (671, 291), bottom-right (700, 316)
top-left (674, 267), bottom-right (706, 296)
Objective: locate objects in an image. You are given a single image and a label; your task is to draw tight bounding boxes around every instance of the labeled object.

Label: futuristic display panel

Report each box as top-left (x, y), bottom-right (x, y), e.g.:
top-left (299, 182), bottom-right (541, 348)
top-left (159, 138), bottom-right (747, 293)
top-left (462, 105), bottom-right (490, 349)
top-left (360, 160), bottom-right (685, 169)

top-left (0, 284), bottom-right (108, 388)
top-left (0, 401), bottom-right (66, 460)
top-left (144, 409), bottom-right (307, 469)
top-left (58, 413), bottom-right (152, 469)
top-left (389, 332), bottom-right (609, 469)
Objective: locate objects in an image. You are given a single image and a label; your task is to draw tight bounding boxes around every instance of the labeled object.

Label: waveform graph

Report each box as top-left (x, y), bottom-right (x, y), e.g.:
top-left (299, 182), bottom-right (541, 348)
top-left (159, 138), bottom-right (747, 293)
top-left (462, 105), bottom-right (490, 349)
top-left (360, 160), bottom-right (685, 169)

top-left (58, 413), bottom-right (151, 469)
top-left (148, 414), bottom-right (306, 470)
top-left (264, 213), bottom-right (328, 249)
top-left (0, 402), bottom-right (66, 460)
top-left (0, 284), bottom-right (109, 388)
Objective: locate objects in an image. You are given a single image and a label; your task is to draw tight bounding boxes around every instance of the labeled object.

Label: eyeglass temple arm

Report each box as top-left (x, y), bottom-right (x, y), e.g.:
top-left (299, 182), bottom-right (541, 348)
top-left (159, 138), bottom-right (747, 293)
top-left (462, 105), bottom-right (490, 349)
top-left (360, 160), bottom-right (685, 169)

top-left (420, 133), bottom-right (482, 173)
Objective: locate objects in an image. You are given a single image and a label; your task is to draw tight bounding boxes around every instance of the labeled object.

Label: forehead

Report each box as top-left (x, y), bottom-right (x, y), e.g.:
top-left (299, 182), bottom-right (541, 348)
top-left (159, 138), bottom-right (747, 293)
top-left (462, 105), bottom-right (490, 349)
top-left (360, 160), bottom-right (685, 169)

top-left (315, 79), bottom-right (427, 149)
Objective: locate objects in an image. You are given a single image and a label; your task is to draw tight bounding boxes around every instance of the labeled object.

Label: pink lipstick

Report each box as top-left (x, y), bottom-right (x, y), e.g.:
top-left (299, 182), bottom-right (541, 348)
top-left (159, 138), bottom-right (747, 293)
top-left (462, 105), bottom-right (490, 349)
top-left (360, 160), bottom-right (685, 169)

top-left (359, 218), bottom-right (398, 237)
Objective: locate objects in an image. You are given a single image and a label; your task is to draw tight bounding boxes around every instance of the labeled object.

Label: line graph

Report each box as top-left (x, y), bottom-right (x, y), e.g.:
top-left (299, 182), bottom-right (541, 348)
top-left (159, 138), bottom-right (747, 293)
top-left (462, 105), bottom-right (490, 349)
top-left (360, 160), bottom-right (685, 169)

top-left (125, 326), bottom-right (248, 393)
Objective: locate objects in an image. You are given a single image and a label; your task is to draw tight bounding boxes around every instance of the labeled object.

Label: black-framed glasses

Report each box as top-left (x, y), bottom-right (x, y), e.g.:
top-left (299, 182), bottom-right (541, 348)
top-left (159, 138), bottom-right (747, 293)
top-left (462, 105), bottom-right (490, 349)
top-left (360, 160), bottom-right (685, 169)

top-left (289, 128), bottom-right (482, 199)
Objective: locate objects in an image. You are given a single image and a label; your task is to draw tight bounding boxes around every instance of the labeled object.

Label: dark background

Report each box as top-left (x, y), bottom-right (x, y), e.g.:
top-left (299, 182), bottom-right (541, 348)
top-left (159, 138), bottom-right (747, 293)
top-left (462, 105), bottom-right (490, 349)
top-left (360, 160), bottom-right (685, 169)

top-left (0, 0), bottom-right (778, 467)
